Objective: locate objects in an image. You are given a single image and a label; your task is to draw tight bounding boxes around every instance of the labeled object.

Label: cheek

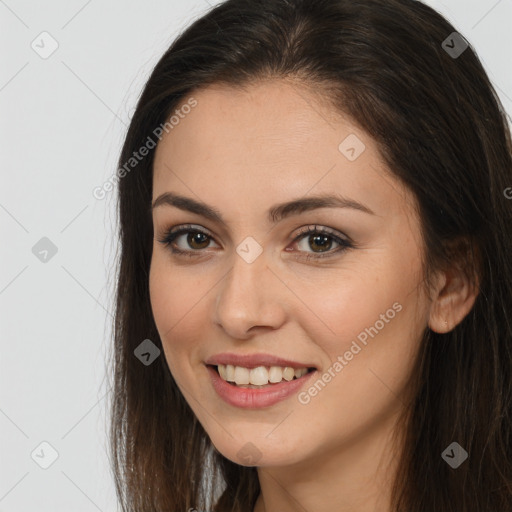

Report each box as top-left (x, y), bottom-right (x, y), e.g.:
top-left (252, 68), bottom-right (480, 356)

top-left (287, 259), bottom-right (414, 356)
top-left (292, 285), bottom-right (424, 451)
top-left (292, 246), bottom-right (426, 397)
top-left (315, 261), bottom-right (425, 400)
top-left (148, 252), bottom-right (209, 369)
top-left (149, 248), bottom-right (209, 323)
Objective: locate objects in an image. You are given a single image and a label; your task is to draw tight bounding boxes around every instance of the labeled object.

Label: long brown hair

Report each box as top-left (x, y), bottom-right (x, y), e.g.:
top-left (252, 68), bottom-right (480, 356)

top-left (108, 0), bottom-right (512, 510)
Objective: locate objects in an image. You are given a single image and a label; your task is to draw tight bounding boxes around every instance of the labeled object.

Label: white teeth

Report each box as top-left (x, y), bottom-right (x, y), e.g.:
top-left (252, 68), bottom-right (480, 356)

top-left (216, 364), bottom-right (310, 386)
top-left (268, 366), bottom-right (283, 383)
top-left (294, 368), bottom-right (308, 379)
top-left (249, 366), bottom-right (269, 385)
top-left (282, 367), bottom-right (295, 381)
top-left (225, 364), bottom-right (235, 381)
top-left (233, 366), bottom-right (250, 385)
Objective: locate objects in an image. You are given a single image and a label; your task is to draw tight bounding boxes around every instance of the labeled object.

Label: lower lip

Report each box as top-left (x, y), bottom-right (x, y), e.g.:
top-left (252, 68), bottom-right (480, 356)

top-left (206, 365), bottom-right (317, 409)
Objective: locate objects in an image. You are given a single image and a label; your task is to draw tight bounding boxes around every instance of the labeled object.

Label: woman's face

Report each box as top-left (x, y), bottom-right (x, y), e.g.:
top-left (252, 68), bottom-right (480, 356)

top-left (149, 80), bottom-right (432, 468)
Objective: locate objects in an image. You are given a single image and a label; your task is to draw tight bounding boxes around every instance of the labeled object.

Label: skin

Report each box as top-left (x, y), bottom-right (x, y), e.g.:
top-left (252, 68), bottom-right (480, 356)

top-left (149, 79), bottom-right (478, 512)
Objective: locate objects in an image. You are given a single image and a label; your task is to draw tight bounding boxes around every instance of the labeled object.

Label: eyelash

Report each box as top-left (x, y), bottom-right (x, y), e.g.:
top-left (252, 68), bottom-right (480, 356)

top-left (157, 223), bottom-right (354, 261)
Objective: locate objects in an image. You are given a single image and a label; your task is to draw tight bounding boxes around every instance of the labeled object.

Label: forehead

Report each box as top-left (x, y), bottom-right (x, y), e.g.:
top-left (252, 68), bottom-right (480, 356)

top-left (152, 80), bottom-right (415, 219)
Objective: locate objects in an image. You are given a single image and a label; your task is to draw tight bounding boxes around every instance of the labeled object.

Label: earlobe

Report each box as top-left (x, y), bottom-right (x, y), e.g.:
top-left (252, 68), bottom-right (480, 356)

top-left (427, 262), bottom-right (479, 334)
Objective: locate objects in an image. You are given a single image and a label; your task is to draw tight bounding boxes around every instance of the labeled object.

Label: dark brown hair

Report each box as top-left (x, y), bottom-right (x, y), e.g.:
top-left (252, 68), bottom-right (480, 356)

top-left (108, 0), bottom-right (512, 510)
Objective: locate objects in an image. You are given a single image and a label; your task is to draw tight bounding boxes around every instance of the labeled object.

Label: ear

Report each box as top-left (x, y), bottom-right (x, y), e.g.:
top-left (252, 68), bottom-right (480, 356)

top-left (428, 239), bottom-right (480, 333)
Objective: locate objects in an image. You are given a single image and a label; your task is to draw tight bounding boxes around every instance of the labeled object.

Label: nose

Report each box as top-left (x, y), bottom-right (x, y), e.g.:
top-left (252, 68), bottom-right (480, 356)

top-left (213, 247), bottom-right (287, 339)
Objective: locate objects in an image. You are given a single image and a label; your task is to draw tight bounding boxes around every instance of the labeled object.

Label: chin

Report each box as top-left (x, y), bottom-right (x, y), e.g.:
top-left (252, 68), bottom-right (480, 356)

top-left (209, 428), bottom-right (309, 467)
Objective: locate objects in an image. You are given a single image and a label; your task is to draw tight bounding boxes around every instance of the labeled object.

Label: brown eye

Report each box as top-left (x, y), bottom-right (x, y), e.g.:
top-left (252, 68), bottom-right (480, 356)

top-left (291, 225), bottom-right (353, 260)
top-left (183, 231), bottom-right (211, 250)
top-left (158, 224), bottom-right (216, 256)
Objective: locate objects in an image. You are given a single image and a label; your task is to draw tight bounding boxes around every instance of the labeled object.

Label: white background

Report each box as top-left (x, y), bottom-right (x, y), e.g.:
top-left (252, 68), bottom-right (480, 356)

top-left (1, 0), bottom-right (511, 510)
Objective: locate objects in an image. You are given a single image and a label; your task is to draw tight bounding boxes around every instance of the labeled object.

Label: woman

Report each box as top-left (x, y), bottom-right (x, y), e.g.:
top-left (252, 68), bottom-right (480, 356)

top-left (108, 0), bottom-right (512, 510)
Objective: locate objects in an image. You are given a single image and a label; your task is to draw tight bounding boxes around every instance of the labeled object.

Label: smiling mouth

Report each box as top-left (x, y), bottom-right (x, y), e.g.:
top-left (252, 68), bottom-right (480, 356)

top-left (208, 364), bottom-right (316, 389)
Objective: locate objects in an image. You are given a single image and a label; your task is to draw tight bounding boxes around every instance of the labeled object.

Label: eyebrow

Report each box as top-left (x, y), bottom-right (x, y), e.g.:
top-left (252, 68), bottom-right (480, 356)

top-left (151, 191), bottom-right (375, 224)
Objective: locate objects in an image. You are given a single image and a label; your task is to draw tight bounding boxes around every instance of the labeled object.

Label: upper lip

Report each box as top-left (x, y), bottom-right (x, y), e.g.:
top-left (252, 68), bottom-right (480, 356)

top-left (205, 352), bottom-right (317, 370)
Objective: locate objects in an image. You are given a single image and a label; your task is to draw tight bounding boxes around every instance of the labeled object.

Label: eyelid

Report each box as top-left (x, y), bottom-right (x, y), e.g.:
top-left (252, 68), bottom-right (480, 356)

top-left (158, 223), bottom-right (352, 243)
top-left (292, 224), bottom-right (352, 244)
